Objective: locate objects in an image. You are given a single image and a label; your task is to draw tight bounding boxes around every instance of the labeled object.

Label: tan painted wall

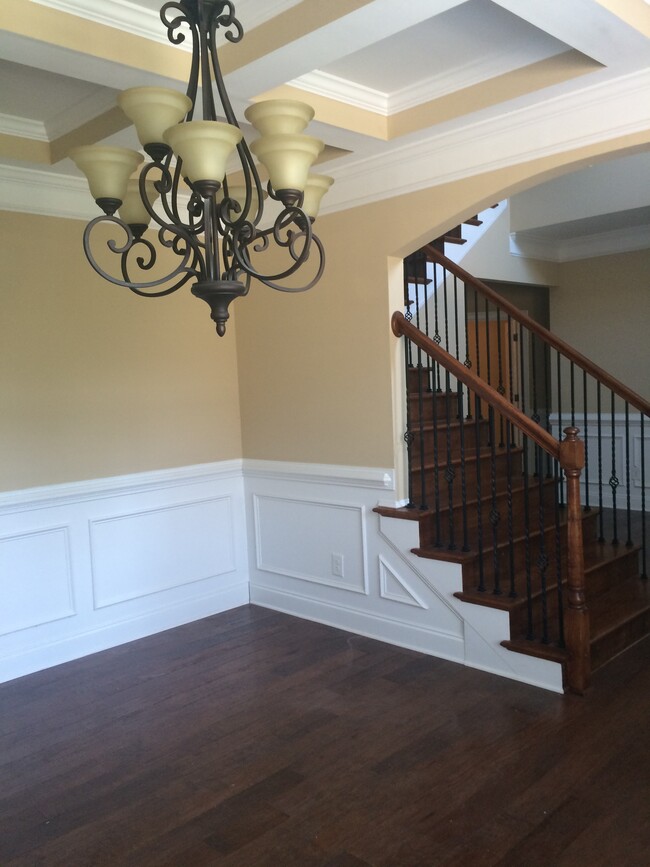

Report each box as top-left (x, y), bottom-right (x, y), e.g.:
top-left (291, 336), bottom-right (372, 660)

top-left (2, 135), bottom-right (647, 492)
top-left (552, 249), bottom-right (650, 400)
top-left (235, 135), bottom-right (650, 469)
top-left (0, 211), bottom-right (242, 492)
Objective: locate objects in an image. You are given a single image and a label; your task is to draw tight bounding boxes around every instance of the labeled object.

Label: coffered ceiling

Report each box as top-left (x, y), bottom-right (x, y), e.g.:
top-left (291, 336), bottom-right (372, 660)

top-left (0, 0), bottom-right (649, 245)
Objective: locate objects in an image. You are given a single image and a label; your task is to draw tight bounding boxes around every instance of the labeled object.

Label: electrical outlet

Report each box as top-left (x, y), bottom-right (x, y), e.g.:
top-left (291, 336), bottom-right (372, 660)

top-left (331, 553), bottom-right (344, 578)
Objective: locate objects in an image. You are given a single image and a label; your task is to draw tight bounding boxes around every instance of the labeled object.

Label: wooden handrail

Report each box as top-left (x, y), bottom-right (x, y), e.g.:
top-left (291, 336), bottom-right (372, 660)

top-left (393, 311), bottom-right (561, 461)
top-left (394, 309), bottom-right (591, 693)
top-left (423, 244), bottom-right (650, 417)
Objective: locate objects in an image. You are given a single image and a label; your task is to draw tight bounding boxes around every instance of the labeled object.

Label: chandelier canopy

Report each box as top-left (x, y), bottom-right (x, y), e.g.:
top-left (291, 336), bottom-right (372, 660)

top-left (71, 0), bottom-right (333, 336)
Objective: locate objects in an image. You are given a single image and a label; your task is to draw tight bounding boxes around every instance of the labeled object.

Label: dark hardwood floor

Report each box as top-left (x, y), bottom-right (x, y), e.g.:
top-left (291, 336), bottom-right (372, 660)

top-left (1, 605), bottom-right (649, 866)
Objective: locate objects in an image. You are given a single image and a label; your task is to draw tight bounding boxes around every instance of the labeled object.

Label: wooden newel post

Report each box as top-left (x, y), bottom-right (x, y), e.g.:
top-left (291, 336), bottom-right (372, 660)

top-left (559, 426), bottom-right (590, 694)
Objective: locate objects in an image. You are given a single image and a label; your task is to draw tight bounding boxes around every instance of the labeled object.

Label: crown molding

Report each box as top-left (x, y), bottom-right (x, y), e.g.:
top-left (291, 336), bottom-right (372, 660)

top-left (289, 71), bottom-right (388, 115)
top-left (320, 68), bottom-right (650, 215)
top-left (510, 224), bottom-right (650, 263)
top-left (0, 113), bottom-right (48, 141)
top-left (291, 47), bottom-right (569, 117)
top-left (3, 70), bottom-right (649, 224)
top-left (0, 164), bottom-right (98, 220)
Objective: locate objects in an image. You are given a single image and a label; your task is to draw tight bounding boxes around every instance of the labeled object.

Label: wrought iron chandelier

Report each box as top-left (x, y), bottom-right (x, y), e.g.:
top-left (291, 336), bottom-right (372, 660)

top-left (71, 0), bottom-right (333, 336)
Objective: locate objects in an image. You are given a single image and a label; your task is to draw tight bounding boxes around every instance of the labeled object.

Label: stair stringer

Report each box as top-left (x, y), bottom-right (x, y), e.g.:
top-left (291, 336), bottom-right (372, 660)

top-left (378, 513), bottom-right (565, 693)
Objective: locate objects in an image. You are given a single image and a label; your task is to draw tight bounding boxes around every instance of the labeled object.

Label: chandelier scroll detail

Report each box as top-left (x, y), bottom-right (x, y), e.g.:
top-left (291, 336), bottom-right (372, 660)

top-left (70, 0), bottom-right (333, 336)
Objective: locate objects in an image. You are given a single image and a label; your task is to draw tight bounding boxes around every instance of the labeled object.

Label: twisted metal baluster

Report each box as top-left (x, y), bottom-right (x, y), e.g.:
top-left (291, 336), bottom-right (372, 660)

top-left (475, 392), bottom-right (485, 591)
top-left (445, 369), bottom-right (456, 551)
top-left (523, 436), bottom-right (533, 639)
top-left (554, 457), bottom-right (564, 647)
top-left (506, 421), bottom-right (516, 597)
top-left (583, 370), bottom-right (590, 511)
top-left (642, 413), bottom-right (647, 579)
top-left (489, 406), bottom-right (501, 594)
top-left (537, 447), bottom-right (549, 644)
top-left (610, 389), bottom-right (619, 545)
top-left (625, 402), bottom-right (633, 547)
top-left (597, 381), bottom-right (605, 542)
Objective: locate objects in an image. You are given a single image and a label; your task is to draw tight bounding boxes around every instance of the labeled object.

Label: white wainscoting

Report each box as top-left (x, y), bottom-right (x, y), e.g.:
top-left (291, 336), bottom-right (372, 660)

top-left (0, 462), bottom-right (249, 683)
top-left (244, 459), bottom-right (564, 692)
top-left (550, 413), bottom-right (649, 512)
top-left (245, 459), bottom-right (465, 665)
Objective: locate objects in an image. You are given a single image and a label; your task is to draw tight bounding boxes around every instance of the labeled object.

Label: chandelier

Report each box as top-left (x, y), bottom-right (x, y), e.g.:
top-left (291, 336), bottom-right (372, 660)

top-left (70, 0), bottom-right (333, 336)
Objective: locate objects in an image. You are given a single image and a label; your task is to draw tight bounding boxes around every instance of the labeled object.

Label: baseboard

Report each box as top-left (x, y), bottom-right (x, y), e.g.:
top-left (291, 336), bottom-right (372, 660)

top-left (0, 581), bottom-right (249, 684)
top-left (251, 583), bottom-right (464, 663)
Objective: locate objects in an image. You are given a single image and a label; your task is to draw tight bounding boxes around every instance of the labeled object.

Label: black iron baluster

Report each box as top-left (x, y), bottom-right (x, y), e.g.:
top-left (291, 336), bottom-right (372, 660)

top-left (556, 350), bottom-right (564, 506)
top-left (610, 389), bottom-right (619, 546)
top-left (625, 401), bottom-right (633, 548)
top-left (432, 264), bottom-right (442, 393)
top-left (475, 392), bottom-right (485, 592)
top-left (532, 333), bottom-right (540, 475)
top-left (474, 289), bottom-right (482, 417)
top-left (453, 273), bottom-right (460, 365)
top-left (583, 370), bottom-right (590, 511)
top-left (489, 406), bottom-right (501, 594)
top-left (522, 433), bottom-right (533, 639)
top-left (545, 342), bottom-right (553, 478)
top-left (457, 384), bottom-right (469, 552)
top-left (506, 421), bottom-right (516, 597)
top-left (443, 268), bottom-right (450, 356)
top-left (507, 316), bottom-right (516, 446)
top-left (642, 413), bottom-right (647, 579)
top-left (463, 281), bottom-right (472, 416)
top-left (445, 368), bottom-right (456, 550)
top-left (496, 307), bottom-right (505, 447)
top-left (597, 381), bottom-right (604, 542)
top-left (537, 446), bottom-right (549, 644)
top-left (570, 361), bottom-right (576, 427)
top-left (432, 381), bottom-right (442, 547)
top-left (554, 457), bottom-right (564, 647)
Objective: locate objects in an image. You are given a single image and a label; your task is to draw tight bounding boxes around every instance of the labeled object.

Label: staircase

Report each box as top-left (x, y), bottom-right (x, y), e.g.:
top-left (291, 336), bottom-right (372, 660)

top-left (379, 229), bottom-right (650, 693)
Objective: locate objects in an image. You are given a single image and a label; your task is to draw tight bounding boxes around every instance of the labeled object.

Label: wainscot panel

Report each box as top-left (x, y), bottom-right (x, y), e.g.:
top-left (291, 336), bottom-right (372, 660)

top-left (244, 460), bottom-right (466, 664)
top-left (0, 462), bottom-right (248, 683)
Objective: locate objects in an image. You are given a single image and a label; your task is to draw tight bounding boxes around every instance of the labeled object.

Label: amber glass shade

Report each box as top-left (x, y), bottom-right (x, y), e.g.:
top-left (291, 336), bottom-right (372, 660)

top-left (70, 146), bottom-right (143, 202)
top-left (163, 121), bottom-right (243, 183)
top-left (118, 178), bottom-right (161, 226)
top-left (244, 99), bottom-right (314, 136)
top-left (302, 174), bottom-right (334, 219)
top-left (250, 134), bottom-right (323, 193)
top-left (118, 87), bottom-right (192, 147)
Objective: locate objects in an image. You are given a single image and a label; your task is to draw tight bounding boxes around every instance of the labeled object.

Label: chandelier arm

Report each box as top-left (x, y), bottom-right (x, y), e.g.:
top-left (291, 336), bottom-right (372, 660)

top-left (229, 209), bottom-right (318, 284)
top-left (82, 215), bottom-right (200, 292)
top-left (256, 234), bottom-right (326, 293)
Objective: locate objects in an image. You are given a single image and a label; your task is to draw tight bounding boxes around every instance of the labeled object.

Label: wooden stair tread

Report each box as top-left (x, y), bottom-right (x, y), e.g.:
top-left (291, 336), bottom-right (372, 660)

top-left (409, 444), bottom-right (522, 473)
top-left (413, 506), bottom-right (595, 562)
top-left (589, 577), bottom-right (650, 639)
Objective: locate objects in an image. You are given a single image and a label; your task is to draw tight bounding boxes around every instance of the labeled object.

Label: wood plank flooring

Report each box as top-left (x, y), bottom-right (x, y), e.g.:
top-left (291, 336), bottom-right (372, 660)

top-left (1, 605), bottom-right (649, 866)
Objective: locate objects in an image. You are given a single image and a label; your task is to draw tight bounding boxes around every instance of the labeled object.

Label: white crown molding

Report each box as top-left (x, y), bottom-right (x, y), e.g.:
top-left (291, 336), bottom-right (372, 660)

top-left (289, 71), bottom-right (388, 115)
top-left (0, 113), bottom-right (47, 141)
top-left (32, 0), bottom-right (302, 45)
top-left (510, 223), bottom-right (650, 263)
top-left (0, 164), bottom-right (99, 220)
top-left (320, 68), bottom-right (650, 216)
top-left (3, 70), bottom-right (649, 223)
